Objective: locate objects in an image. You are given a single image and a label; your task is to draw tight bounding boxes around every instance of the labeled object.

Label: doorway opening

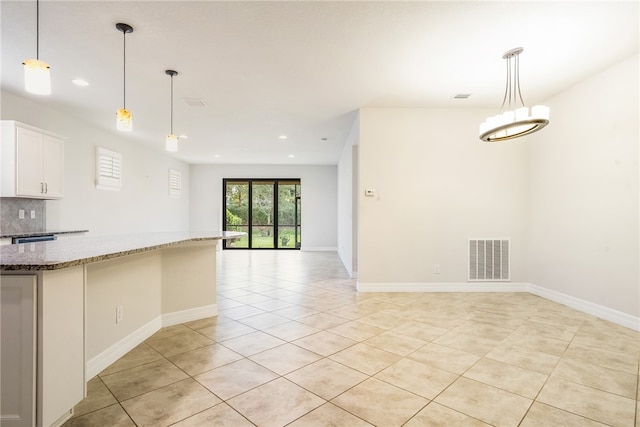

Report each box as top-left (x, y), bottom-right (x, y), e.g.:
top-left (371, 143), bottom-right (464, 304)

top-left (223, 179), bottom-right (301, 250)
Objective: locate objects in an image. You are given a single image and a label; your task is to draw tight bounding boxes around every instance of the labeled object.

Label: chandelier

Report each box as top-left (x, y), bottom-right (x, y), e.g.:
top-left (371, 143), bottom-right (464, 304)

top-left (479, 47), bottom-right (550, 142)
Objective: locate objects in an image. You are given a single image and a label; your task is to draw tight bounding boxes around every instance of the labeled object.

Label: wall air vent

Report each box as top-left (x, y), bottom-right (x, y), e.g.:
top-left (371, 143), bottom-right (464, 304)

top-left (468, 239), bottom-right (510, 281)
top-left (453, 93), bottom-right (471, 99)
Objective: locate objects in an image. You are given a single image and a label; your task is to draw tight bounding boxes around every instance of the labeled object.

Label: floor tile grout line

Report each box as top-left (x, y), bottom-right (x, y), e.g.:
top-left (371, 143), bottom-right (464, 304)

top-left (67, 251), bottom-right (639, 427)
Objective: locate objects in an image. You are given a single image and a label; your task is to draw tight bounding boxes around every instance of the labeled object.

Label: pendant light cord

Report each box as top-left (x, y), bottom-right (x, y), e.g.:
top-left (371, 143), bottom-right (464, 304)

top-left (499, 53), bottom-right (527, 112)
top-left (170, 74), bottom-right (174, 134)
top-left (123, 31), bottom-right (126, 109)
top-left (36, 0), bottom-right (39, 59)
top-left (500, 58), bottom-right (509, 111)
top-left (515, 55), bottom-right (526, 107)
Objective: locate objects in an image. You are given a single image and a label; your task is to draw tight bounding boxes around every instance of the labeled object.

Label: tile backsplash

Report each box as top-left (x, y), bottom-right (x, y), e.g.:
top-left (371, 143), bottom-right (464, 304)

top-left (0, 198), bottom-right (46, 234)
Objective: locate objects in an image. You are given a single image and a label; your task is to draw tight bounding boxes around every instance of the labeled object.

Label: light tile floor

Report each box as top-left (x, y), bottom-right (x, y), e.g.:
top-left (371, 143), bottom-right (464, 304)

top-left (63, 251), bottom-right (639, 427)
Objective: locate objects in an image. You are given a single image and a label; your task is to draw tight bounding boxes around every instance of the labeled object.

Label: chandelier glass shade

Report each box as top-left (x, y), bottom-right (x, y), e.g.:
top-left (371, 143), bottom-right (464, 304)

top-left (23, 0), bottom-right (51, 95)
top-left (479, 48), bottom-right (550, 142)
top-left (116, 23), bottom-right (133, 131)
top-left (165, 70), bottom-right (179, 152)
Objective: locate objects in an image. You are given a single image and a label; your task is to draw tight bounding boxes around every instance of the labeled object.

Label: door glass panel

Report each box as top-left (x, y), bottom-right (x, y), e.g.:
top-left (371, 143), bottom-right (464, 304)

top-left (277, 182), bottom-right (297, 248)
top-left (296, 189), bottom-right (301, 249)
top-left (225, 182), bottom-right (249, 248)
top-left (251, 181), bottom-right (274, 248)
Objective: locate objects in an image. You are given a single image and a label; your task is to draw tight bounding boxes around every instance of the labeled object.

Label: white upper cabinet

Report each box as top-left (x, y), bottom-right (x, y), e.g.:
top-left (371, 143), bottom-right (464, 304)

top-left (1, 121), bottom-right (64, 199)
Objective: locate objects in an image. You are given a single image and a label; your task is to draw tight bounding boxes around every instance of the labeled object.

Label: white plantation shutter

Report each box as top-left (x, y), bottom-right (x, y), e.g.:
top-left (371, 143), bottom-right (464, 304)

top-left (169, 169), bottom-right (181, 197)
top-left (96, 147), bottom-right (122, 191)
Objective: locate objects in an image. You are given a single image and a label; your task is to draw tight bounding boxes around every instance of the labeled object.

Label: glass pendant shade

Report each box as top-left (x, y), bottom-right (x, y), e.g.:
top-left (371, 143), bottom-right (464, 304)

top-left (23, 58), bottom-right (51, 95)
top-left (116, 108), bottom-right (132, 131)
top-left (166, 134), bottom-right (178, 152)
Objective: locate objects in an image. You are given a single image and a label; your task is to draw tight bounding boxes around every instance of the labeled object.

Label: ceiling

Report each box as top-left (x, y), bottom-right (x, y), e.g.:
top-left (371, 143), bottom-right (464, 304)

top-left (1, 1), bottom-right (638, 165)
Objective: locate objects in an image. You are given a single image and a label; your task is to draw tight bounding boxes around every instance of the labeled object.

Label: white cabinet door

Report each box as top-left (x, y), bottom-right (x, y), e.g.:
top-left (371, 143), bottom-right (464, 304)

top-left (15, 127), bottom-right (43, 197)
top-left (0, 121), bottom-right (64, 199)
top-left (0, 275), bottom-right (37, 427)
top-left (41, 135), bottom-right (64, 198)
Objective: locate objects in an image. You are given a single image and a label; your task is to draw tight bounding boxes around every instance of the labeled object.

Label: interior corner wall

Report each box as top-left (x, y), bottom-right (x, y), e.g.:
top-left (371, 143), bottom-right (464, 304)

top-left (528, 54), bottom-right (639, 318)
top-left (1, 90), bottom-right (190, 236)
top-left (337, 113), bottom-right (359, 276)
top-left (357, 107), bottom-right (529, 286)
top-left (189, 164), bottom-right (338, 250)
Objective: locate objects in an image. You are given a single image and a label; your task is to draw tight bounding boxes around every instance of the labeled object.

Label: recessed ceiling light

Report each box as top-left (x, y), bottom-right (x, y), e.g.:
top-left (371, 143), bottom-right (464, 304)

top-left (242, 147), bottom-right (249, 150)
top-left (288, 154), bottom-right (295, 158)
top-left (72, 79), bottom-right (89, 87)
top-left (214, 154), bottom-right (221, 158)
top-left (278, 135), bottom-right (288, 140)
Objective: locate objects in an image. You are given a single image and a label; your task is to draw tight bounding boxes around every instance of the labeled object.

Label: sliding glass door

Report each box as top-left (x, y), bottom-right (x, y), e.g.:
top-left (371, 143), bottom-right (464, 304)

top-left (223, 179), bottom-right (300, 249)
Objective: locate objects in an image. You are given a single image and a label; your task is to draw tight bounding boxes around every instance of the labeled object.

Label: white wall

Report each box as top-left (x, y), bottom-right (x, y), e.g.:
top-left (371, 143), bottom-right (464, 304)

top-left (190, 164), bottom-right (337, 250)
top-left (528, 54), bottom-right (639, 318)
top-left (1, 90), bottom-right (190, 235)
top-left (337, 113), bottom-right (359, 276)
top-left (357, 107), bottom-right (530, 286)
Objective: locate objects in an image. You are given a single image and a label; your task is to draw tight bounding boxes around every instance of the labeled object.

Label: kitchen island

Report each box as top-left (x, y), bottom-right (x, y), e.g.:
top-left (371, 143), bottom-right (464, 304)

top-left (0, 231), bottom-right (242, 427)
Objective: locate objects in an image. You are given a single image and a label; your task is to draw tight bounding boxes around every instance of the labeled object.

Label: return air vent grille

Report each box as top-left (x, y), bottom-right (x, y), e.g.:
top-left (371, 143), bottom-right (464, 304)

top-left (468, 239), bottom-right (510, 281)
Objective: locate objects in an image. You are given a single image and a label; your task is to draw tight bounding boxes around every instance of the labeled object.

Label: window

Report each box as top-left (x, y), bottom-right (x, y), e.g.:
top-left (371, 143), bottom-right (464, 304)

top-left (95, 147), bottom-right (122, 191)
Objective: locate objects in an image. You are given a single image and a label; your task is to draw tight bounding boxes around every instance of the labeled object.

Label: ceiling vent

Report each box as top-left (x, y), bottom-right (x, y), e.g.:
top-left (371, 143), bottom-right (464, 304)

top-left (453, 93), bottom-right (471, 99)
top-left (182, 98), bottom-right (207, 107)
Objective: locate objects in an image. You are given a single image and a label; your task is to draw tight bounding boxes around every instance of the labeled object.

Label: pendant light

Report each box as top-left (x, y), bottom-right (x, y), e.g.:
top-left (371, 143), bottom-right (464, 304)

top-left (115, 23), bottom-right (133, 131)
top-left (479, 47), bottom-right (550, 142)
top-left (165, 70), bottom-right (179, 152)
top-left (23, 0), bottom-right (51, 95)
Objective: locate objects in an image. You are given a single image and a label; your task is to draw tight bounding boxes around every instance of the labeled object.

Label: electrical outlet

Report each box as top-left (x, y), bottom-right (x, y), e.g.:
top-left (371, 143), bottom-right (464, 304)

top-left (434, 264), bottom-right (441, 274)
top-left (116, 305), bottom-right (124, 324)
top-left (30, 210), bottom-right (36, 219)
top-left (19, 209), bottom-right (25, 219)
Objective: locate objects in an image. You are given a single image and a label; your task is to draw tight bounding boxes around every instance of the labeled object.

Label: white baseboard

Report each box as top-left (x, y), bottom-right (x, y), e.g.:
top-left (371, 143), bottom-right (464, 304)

top-left (86, 304), bottom-right (218, 379)
top-left (161, 304), bottom-right (218, 327)
top-left (356, 282), bottom-right (529, 292)
top-left (50, 409), bottom-right (73, 427)
top-left (86, 317), bottom-right (162, 379)
top-left (528, 284), bottom-right (640, 331)
top-left (355, 281), bottom-right (639, 332)
top-left (300, 247), bottom-right (338, 252)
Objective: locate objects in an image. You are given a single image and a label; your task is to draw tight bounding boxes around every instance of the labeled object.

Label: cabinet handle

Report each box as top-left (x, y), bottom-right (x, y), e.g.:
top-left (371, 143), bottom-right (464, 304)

top-left (41, 182), bottom-right (44, 193)
top-left (44, 183), bottom-right (48, 193)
